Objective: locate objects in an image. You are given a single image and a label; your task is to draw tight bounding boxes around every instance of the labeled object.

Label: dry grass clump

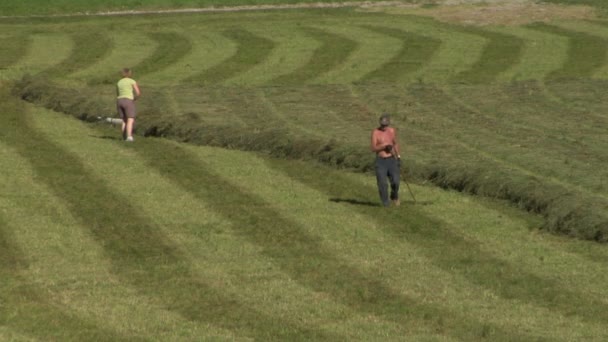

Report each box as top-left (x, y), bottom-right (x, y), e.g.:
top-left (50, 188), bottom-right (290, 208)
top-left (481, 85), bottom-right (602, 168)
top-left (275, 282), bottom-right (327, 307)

top-left (363, 2), bottom-right (597, 26)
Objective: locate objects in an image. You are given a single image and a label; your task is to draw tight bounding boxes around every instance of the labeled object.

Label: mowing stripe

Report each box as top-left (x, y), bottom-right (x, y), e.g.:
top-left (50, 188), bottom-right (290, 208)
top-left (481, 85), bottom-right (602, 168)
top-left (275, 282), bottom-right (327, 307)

top-left (75, 32), bottom-right (157, 85)
top-left (416, 184), bottom-right (608, 313)
top-left (135, 31), bottom-right (193, 80)
top-left (376, 15), bottom-right (486, 83)
top-left (489, 26), bottom-right (569, 81)
top-left (0, 102), bottom-right (340, 341)
top-left (186, 28), bottom-right (274, 85)
top-left (151, 30), bottom-right (237, 85)
top-left (225, 24), bottom-right (320, 85)
top-left (452, 27), bottom-right (524, 84)
top-left (0, 214), bottom-right (138, 341)
top-left (197, 145), bottom-right (607, 340)
top-left (554, 20), bottom-right (608, 78)
top-left (131, 138), bottom-right (544, 341)
top-left (9, 33), bottom-right (72, 76)
top-left (41, 31), bottom-right (113, 79)
top-left (359, 25), bottom-right (441, 83)
top-left (311, 24), bottom-right (402, 84)
top-left (0, 134), bottom-right (242, 340)
top-left (528, 23), bottom-right (608, 79)
top-left (271, 26), bottom-right (357, 84)
top-left (29, 108), bottom-right (356, 340)
top-left (0, 34), bottom-right (29, 73)
top-left (268, 157), bottom-right (608, 330)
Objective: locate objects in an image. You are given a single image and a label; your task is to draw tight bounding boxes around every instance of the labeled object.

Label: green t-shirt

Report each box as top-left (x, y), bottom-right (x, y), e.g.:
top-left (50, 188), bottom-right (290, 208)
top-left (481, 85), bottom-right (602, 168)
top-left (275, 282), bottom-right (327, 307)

top-left (116, 77), bottom-right (137, 100)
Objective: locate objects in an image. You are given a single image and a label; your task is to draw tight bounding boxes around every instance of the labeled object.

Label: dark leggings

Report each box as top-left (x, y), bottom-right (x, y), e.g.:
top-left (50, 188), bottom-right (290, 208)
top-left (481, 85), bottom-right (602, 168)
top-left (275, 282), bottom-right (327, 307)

top-left (375, 156), bottom-right (400, 207)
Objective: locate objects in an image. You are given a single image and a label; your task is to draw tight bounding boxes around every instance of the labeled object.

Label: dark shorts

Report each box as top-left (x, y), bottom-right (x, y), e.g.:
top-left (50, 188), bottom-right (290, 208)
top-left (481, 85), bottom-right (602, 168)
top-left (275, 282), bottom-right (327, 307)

top-left (117, 98), bottom-right (136, 119)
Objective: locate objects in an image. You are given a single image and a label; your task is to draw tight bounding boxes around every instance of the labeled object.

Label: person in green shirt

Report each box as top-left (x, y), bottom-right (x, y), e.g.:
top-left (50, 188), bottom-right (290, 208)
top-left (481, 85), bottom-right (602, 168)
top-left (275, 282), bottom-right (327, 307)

top-left (116, 68), bottom-right (141, 142)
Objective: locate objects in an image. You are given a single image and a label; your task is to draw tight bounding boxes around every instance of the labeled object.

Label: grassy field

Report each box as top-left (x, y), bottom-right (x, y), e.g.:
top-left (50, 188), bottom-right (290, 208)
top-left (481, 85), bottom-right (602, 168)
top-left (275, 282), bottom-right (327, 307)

top-left (1, 1), bottom-right (608, 340)
top-left (0, 0), bottom-right (393, 16)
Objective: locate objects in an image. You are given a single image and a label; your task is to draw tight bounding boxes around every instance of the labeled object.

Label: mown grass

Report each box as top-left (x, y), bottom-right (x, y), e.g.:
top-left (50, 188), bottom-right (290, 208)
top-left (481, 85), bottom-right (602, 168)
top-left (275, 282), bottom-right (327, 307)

top-left (0, 0), bottom-right (393, 16)
top-left (41, 30), bottom-right (113, 79)
top-left (2, 3), bottom-right (608, 340)
top-left (8, 6), bottom-right (608, 242)
top-left (529, 23), bottom-right (608, 79)
top-left (4, 90), bottom-right (608, 340)
top-left (187, 28), bottom-right (274, 85)
top-left (359, 25), bottom-right (441, 82)
top-left (271, 26), bottom-right (357, 84)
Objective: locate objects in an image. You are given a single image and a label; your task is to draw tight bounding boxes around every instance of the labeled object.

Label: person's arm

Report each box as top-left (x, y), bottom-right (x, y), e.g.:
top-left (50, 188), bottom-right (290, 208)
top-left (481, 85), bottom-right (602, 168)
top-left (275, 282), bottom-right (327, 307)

top-left (371, 129), bottom-right (391, 153)
top-left (392, 128), bottom-right (401, 158)
top-left (133, 82), bottom-right (141, 100)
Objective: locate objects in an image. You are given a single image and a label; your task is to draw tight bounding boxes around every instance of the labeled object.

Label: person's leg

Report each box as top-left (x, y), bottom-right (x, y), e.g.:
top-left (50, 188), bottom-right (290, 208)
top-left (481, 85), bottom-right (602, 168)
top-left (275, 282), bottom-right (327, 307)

top-left (122, 99), bottom-right (136, 141)
top-left (121, 119), bottom-right (127, 140)
top-left (125, 118), bottom-right (135, 141)
top-left (117, 99), bottom-right (128, 140)
top-left (375, 158), bottom-right (390, 207)
top-left (387, 158), bottom-right (400, 205)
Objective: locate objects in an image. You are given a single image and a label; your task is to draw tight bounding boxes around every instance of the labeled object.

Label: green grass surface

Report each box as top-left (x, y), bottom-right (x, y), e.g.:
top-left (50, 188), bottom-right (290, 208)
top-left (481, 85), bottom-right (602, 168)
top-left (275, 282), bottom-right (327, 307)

top-left (1, 3), bottom-right (608, 340)
top-left (2, 90), bottom-right (608, 340)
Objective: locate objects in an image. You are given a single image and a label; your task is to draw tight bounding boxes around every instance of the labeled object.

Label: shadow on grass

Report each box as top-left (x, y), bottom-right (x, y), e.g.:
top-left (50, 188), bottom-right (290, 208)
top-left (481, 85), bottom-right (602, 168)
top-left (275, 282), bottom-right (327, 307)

top-left (1, 107), bottom-right (340, 341)
top-left (132, 138), bottom-right (542, 341)
top-left (267, 158), bottom-right (608, 328)
top-left (0, 215), bottom-right (140, 341)
top-left (90, 134), bottom-right (121, 140)
top-left (329, 198), bottom-right (379, 207)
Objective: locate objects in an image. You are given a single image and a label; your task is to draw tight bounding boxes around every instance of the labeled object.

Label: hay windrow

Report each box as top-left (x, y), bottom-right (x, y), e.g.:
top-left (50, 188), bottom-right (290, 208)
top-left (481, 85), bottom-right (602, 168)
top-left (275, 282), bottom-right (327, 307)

top-left (12, 76), bottom-right (608, 243)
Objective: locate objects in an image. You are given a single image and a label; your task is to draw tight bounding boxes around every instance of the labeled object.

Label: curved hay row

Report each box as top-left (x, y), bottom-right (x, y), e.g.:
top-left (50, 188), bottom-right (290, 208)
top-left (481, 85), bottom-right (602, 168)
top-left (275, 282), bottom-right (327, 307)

top-left (150, 30), bottom-right (237, 85)
top-left (9, 33), bottom-right (72, 77)
top-left (184, 28), bottom-right (274, 85)
top-left (309, 24), bottom-right (402, 84)
top-left (452, 27), bottom-right (524, 84)
top-left (489, 26), bottom-right (569, 82)
top-left (364, 16), bottom-right (486, 84)
top-left (72, 32), bottom-right (157, 85)
top-left (359, 25), bottom-right (441, 83)
top-left (529, 23), bottom-right (608, 80)
top-left (270, 26), bottom-right (357, 84)
top-left (41, 31), bottom-right (113, 80)
top-left (552, 20), bottom-right (608, 78)
top-left (134, 31), bottom-right (193, 81)
top-left (0, 34), bottom-right (29, 72)
top-left (222, 24), bottom-right (320, 85)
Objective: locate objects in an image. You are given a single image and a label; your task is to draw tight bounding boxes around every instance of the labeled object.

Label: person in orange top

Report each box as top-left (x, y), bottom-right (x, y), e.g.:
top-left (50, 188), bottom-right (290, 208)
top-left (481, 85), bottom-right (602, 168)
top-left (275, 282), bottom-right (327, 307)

top-left (371, 113), bottom-right (401, 207)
